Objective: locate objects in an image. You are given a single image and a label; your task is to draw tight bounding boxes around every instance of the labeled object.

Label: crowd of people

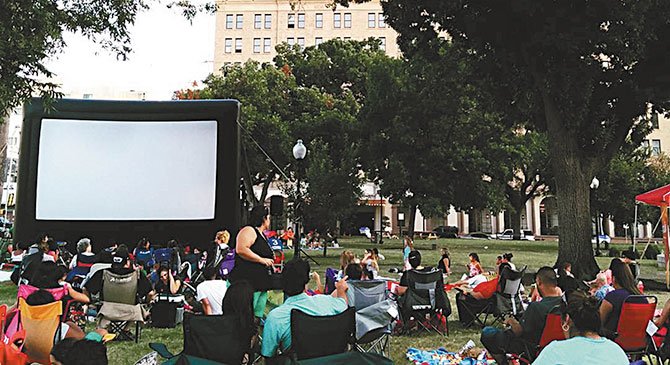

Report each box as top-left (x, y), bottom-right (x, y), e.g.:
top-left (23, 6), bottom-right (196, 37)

top-left (3, 212), bottom-right (667, 364)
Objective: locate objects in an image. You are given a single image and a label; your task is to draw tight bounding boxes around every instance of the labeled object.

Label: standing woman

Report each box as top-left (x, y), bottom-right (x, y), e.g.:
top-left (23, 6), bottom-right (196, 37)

top-left (229, 206), bottom-right (275, 319)
top-left (402, 236), bottom-right (414, 271)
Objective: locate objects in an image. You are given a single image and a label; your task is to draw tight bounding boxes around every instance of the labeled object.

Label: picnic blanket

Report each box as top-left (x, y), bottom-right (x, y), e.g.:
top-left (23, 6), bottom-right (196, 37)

top-left (406, 347), bottom-right (494, 365)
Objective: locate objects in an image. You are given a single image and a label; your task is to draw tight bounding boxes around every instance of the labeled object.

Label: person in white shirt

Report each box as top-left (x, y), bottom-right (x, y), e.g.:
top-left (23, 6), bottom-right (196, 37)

top-left (196, 266), bottom-right (228, 315)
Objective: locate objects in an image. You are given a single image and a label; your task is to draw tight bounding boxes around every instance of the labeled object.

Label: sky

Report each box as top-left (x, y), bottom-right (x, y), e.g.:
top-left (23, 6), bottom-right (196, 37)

top-left (45, 3), bottom-right (216, 100)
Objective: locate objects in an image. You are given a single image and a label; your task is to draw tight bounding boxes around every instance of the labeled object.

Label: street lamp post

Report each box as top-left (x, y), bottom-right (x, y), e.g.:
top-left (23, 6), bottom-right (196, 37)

top-left (590, 177), bottom-right (601, 256)
top-left (293, 140), bottom-right (307, 260)
top-left (292, 140), bottom-right (318, 264)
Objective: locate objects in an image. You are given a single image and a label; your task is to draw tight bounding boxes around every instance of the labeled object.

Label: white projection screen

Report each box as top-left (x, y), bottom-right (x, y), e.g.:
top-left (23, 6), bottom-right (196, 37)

top-left (36, 119), bottom-right (218, 220)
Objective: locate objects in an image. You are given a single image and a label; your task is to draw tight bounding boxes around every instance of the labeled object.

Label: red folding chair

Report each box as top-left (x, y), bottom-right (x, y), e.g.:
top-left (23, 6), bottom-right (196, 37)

top-left (509, 308), bottom-right (565, 364)
top-left (614, 295), bottom-right (657, 363)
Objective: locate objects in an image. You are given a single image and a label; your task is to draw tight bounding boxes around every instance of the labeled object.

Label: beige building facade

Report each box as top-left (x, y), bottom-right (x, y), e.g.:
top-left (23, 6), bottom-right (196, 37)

top-left (213, 0), bottom-right (400, 72)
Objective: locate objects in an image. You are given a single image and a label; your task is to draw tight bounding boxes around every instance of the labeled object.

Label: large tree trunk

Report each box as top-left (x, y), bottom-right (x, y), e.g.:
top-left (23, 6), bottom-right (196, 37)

top-left (542, 95), bottom-right (600, 279)
top-left (407, 203), bottom-right (417, 239)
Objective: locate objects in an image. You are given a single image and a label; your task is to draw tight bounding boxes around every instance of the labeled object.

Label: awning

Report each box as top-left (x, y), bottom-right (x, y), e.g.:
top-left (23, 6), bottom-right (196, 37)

top-left (360, 199), bottom-right (386, 207)
top-left (635, 184), bottom-right (670, 207)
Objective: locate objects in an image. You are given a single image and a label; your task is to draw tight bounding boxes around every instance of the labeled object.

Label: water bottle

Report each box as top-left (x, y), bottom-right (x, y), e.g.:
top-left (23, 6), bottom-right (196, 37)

top-left (458, 339), bottom-right (476, 357)
top-left (637, 280), bottom-right (644, 293)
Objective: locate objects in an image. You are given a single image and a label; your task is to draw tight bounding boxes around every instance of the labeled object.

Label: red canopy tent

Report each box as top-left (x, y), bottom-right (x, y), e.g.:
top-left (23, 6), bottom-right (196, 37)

top-left (636, 184), bottom-right (670, 287)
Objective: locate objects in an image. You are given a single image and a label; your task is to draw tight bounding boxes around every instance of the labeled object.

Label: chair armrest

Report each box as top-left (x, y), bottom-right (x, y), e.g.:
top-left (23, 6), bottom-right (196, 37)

top-left (149, 342), bottom-right (175, 359)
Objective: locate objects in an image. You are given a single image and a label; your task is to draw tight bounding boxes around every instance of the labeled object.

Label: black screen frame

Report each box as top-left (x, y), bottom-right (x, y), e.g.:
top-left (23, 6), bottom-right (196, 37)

top-left (15, 98), bottom-right (240, 250)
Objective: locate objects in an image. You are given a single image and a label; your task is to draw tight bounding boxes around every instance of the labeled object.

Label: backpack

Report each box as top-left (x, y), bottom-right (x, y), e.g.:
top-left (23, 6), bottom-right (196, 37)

top-left (217, 248), bottom-right (236, 279)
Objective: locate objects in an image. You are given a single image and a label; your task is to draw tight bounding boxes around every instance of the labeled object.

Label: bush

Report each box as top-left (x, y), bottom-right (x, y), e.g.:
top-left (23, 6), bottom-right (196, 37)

top-left (643, 243), bottom-right (661, 260)
top-left (622, 247), bottom-right (640, 260)
top-left (608, 248), bottom-right (620, 258)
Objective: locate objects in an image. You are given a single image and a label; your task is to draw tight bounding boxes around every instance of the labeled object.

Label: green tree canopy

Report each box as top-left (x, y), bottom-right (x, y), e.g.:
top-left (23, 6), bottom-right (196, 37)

top-left (343, 0), bottom-right (670, 277)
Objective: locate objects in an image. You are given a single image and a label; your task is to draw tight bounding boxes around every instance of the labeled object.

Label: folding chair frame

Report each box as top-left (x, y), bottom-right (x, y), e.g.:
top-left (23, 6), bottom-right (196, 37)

top-left (108, 320), bottom-right (141, 343)
top-left (613, 295), bottom-right (658, 364)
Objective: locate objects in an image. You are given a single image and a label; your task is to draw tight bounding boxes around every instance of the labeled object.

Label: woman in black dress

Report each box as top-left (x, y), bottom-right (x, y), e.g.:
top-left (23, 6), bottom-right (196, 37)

top-left (229, 206), bottom-right (274, 318)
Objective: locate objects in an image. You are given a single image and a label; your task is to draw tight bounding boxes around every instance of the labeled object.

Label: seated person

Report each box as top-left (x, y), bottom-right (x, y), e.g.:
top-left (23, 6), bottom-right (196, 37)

top-left (50, 338), bottom-right (108, 365)
top-left (345, 263), bottom-right (368, 281)
top-left (83, 245), bottom-right (153, 304)
top-left (556, 261), bottom-right (579, 294)
top-left (25, 290), bottom-right (87, 342)
top-left (534, 291), bottom-right (628, 365)
top-left (69, 238), bottom-right (97, 272)
top-left (196, 266), bottom-right (227, 315)
top-left (261, 258), bottom-right (349, 358)
top-left (588, 271), bottom-right (614, 301)
top-left (396, 250), bottom-right (431, 296)
top-left (480, 266), bottom-right (563, 365)
top-left (29, 261), bottom-right (90, 304)
top-left (154, 266), bottom-right (181, 295)
top-left (600, 258), bottom-right (642, 337)
top-left (456, 263), bottom-right (511, 326)
top-left (222, 280), bottom-right (258, 363)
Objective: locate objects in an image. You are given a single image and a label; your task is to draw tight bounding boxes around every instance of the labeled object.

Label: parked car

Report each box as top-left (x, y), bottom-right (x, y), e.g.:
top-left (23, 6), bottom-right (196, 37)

top-left (461, 232), bottom-right (491, 240)
top-left (591, 234), bottom-right (611, 245)
top-left (493, 229), bottom-right (536, 241)
top-left (0, 217), bottom-right (12, 234)
top-left (431, 225), bottom-right (459, 238)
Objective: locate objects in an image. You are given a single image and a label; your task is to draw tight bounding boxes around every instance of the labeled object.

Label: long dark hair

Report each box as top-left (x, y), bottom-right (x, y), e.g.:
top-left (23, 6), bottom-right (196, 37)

top-left (610, 258), bottom-right (640, 295)
top-left (223, 280), bottom-right (256, 349)
top-left (562, 291), bottom-right (601, 335)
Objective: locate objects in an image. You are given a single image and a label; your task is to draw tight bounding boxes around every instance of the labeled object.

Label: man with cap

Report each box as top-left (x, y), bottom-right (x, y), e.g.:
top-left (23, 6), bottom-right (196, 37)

top-left (261, 258), bottom-right (349, 358)
top-left (83, 245), bottom-right (153, 304)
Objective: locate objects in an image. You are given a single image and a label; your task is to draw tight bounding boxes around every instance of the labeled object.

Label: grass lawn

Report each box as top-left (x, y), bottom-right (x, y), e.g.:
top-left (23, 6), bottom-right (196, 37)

top-left (0, 237), bottom-right (667, 364)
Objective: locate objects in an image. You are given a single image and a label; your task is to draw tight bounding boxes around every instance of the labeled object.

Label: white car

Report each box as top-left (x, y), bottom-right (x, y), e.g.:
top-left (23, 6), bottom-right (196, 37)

top-left (493, 229), bottom-right (536, 241)
top-left (591, 234), bottom-right (611, 245)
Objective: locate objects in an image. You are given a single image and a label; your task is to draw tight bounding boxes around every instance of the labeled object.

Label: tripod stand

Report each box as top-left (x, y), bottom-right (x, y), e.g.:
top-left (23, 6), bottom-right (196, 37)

top-left (294, 221), bottom-right (319, 266)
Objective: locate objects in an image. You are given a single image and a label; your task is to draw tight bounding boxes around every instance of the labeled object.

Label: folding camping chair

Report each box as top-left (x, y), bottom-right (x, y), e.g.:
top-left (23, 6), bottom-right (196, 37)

top-left (397, 268), bottom-right (451, 336)
top-left (508, 307), bottom-right (565, 363)
top-left (288, 307), bottom-right (356, 360)
top-left (493, 265), bottom-right (526, 323)
top-left (613, 295), bottom-right (657, 363)
top-left (455, 289), bottom-right (495, 328)
top-left (98, 269), bottom-right (144, 342)
top-left (18, 297), bottom-right (63, 364)
top-left (151, 312), bottom-right (251, 364)
top-left (346, 279), bottom-right (396, 357)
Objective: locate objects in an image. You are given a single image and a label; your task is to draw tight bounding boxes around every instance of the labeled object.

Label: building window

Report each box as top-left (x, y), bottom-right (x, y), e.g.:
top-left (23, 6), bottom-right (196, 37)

top-left (224, 38), bottom-right (233, 53)
top-left (254, 14), bottom-right (262, 29)
top-left (652, 113), bottom-right (660, 129)
top-left (379, 37), bottom-right (386, 51)
top-left (334, 13), bottom-right (341, 28)
top-left (263, 38), bottom-right (271, 53)
top-left (368, 13), bottom-right (375, 28)
top-left (315, 37), bottom-right (323, 46)
top-left (315, 13), bottom-right (323, 28)
top-left (235, 38), bottom-right (242, 53)
top-left (344, 13), bottom-right (351, 28)
top-left (378, 13), bottom-right (386, 28)
top-left (288, 13), bottom-right (295, 28)
top-left (236, 14), bottom-right (243, 29)
top-left (226, 14), bottom-right (233, 29)
top-left (264, 14), bottom-right (272, 29)
top-left (297, 37), bottom-right (305, 49)
top-left (298, 13), bottom-right (305, 28)
top-left (253, 38), bottom-right (261, 53)
top-left (642, 139), bottom-right (650, 149)
top-left (344, 37), bottom-right (351, 41)
top-left (652, 139), bottom-right (662, 156)
top-left (82, 93), bottom-right (93, 99)
top-left (287, 37), bottom-right (295, 46)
